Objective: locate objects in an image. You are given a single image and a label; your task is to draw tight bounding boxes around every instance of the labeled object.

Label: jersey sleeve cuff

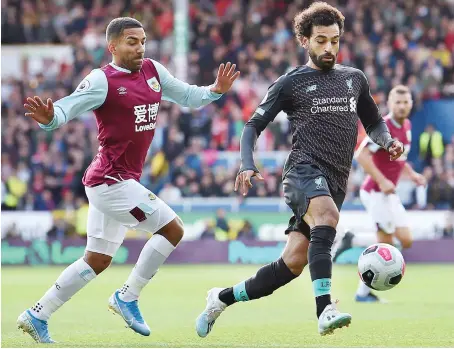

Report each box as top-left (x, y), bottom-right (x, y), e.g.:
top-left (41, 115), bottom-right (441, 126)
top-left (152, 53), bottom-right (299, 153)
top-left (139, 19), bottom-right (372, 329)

top-left (38, 115), bottom-right (58, 130)
top-left (207, 86), bottom-right (223, 100)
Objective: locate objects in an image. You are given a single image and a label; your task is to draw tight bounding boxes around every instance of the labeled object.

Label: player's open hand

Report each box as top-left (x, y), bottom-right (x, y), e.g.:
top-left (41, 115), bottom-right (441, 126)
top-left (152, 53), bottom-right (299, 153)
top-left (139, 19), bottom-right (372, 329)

top-left (411, 173), bottom-right (427, 187)
top-left (379, 178), bottom-right (396, 195)
top-left (210, 62), bottom-right (241, 94)
top-left (24, 96), bottom-right (54, 125)
top-left (387, 140), bottom-right (404, 161)
top-left (234, 170), bottom-right (264, 196)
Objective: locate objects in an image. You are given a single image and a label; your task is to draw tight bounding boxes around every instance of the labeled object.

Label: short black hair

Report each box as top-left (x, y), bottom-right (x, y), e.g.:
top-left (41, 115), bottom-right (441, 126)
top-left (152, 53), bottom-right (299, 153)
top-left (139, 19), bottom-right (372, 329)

top-left (293, 2), bottom-right (345, 42)
top-left (106, 17), bottom-right (143, 42)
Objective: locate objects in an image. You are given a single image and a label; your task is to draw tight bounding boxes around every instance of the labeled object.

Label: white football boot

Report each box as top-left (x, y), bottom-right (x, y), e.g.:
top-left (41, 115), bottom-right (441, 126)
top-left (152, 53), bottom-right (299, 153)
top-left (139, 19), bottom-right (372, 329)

top-left (195, 288), bottom-right (227, 337)
top-left (318, 300), bottom-right (352, 335)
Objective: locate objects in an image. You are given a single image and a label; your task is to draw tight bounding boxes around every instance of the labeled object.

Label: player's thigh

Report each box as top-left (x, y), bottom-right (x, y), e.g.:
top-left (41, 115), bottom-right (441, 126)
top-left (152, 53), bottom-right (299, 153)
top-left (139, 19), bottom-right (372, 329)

top-left (361, 190), bottom-right (396, 234)
top-left (283, 163), bottom-right (338, 229)
top-left (85, 179), bottom-right (177, 235)
top-left (86, 203), bottom-right (126, 257)
top-left (281, 231), bottom-right (309, 275)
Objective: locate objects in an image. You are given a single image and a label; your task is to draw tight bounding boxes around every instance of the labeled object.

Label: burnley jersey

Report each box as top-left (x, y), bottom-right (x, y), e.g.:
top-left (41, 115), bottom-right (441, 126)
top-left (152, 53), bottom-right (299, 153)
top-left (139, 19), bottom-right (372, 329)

top-left (361, 115), bottom-right (412, 192)
top-left (39, 59), bottom-right (222, 186)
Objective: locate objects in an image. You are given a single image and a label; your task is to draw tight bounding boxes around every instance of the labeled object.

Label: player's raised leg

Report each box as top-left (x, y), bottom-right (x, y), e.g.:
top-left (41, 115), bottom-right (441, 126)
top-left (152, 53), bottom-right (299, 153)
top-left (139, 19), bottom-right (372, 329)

top-left (87, 179), bottom-right (181, 336)
top-left (195, 231), bottom-right (308, 337)
top-left (17, 204), bottom-right (121, 343)
top-left (304, 195), bottom-right (352, 335)
top-left (108, 218), bottom-right (182, 336)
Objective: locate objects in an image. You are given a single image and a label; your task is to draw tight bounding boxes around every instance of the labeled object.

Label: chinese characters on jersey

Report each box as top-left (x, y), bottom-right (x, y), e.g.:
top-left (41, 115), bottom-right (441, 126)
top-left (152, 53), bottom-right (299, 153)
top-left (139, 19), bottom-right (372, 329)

top-left (134, 102), bottom-right (159, 132)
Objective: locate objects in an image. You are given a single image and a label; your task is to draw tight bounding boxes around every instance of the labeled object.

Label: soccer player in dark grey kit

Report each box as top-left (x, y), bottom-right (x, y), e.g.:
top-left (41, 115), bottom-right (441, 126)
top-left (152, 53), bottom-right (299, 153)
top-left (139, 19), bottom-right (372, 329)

top-left (196, 1), bottom-right (404, 336)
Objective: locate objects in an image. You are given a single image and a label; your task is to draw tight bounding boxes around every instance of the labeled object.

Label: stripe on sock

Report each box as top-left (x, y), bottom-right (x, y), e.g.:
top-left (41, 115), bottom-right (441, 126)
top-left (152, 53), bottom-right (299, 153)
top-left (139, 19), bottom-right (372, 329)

top-left (313, 278), bottom-right (331, 297)
top-left (233, 281), bottom-right (250, 302)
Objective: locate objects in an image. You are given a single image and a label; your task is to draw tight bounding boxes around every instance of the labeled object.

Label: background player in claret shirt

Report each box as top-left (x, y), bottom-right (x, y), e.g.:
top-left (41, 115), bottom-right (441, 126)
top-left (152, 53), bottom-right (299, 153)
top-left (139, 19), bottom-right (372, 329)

top-left (17, 17), bottom-right (239, 343)
top-left (334, 85), bottom-right (426, 303)
top-left (196, 1), bottom-right (404, 337)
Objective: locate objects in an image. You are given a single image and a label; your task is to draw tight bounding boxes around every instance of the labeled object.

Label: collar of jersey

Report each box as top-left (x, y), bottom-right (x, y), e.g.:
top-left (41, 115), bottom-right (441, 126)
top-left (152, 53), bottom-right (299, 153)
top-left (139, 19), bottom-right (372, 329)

top-left (389, 115), bottom-right (403, 128)
top-left (109, 62), bottom-right (132, 73)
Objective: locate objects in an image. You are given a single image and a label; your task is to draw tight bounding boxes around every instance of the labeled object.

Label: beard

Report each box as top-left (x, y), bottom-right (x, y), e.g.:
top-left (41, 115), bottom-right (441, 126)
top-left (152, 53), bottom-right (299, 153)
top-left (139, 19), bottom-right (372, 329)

top-left (308, 48), bottom-right (337, 71)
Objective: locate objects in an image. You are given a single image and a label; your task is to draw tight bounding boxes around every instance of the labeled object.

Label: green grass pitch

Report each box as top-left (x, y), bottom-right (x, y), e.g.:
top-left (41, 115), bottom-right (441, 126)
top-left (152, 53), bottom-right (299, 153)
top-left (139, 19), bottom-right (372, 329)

top-left (2, 264), bottom-right (454, 347)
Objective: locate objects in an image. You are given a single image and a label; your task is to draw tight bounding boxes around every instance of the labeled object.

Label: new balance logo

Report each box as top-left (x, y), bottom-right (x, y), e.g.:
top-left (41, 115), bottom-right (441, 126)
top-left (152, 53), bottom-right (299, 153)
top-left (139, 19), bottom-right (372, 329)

top-left (306, 84), bottom-right (317, 92)
top-left (117, 86), bottom-right (127, 95)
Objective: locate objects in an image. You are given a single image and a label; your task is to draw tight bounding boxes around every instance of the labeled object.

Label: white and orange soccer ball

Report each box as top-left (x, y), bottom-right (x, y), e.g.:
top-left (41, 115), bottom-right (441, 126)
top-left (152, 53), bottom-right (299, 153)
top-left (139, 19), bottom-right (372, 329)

top-left (358, 243), bottom-right (406, 291)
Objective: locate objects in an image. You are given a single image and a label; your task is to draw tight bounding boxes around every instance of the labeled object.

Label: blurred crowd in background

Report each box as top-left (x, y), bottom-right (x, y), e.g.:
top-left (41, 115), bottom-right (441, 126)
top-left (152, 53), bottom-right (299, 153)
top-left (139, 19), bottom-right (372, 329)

top-left (2, 0), bottom-right (454, 217)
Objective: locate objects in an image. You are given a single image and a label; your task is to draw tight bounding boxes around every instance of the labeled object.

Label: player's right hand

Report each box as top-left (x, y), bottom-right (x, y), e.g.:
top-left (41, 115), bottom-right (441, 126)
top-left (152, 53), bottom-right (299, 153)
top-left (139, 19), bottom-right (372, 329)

top-left (234, 170), bottom-right (265, 196)
top-left (24, 96), bottom-right (54, 125)
top-left (379, 178), bottom-right (396, 195)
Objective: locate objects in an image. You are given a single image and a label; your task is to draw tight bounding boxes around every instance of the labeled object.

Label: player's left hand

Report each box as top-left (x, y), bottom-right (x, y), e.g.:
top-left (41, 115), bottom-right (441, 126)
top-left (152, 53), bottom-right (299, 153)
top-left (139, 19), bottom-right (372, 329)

top-left (210, 62), bottom-right (241, 94)
top-left (387, 140), bottom-right (404, 161)
top-left (411, 173), bottom-right (427, 187)
top-left (234, 170), bottom-right (264, 196)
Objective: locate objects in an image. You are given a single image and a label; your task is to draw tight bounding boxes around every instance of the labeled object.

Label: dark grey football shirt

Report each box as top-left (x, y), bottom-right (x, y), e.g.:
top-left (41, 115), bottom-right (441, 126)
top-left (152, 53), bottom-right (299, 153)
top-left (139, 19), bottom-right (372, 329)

top-left (240, 64), bottom-right (393, 192)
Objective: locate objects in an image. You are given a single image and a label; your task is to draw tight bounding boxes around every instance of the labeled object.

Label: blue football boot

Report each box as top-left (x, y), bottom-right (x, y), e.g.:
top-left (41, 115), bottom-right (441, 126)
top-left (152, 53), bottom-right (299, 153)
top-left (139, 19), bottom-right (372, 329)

top-left (108, 290), bottom-right (151, 336)
top-left (17, 310), bottom-right (55, 343)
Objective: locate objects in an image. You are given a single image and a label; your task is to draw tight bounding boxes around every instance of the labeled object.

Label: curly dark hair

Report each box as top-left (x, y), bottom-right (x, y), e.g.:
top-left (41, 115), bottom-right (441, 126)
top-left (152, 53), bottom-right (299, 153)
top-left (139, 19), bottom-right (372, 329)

top-left (293, 2), bottom-right (345, 42)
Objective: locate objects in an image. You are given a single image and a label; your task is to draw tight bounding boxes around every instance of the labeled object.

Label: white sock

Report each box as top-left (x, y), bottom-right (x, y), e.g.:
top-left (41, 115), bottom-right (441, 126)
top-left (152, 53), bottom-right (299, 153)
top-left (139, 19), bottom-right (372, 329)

top-left (353, 233), bottom-right (402, 249)
top-left (30, 258), bottom-right (96, 321)
top-left (356, 280), bottom-right (371, 297)
top-left (119, 234), bottom-right (175, 302)
top-left (352, 233), bottom-right (378, 248)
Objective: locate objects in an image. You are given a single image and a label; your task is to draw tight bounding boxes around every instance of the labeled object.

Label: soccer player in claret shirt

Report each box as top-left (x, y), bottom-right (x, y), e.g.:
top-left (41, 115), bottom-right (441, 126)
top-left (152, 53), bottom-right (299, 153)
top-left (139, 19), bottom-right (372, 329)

top-left (333, 85), bottom-right (426, 303)
top-left (196, 1), bottom-right (404, 337)
top-left (17, 17), bottom-right (239, 343)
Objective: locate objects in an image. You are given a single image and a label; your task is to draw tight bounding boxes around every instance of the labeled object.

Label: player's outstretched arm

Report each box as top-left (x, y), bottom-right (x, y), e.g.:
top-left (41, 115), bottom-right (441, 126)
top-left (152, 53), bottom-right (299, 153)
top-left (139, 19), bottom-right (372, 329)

top-left (24, 96), bottom-right (54, 125)
top-left (356, 72), bottom-right (404, 160)
top-left (151, 59), bottom-right (239, 109)
top-left (355, 142), bottom-right (396, 194)
top-left (25, 69), bottom-right (107, 131)
top-left (403, 163), bottom-right (427, 187)
top-left (234, 74), bottom-right (291, 196)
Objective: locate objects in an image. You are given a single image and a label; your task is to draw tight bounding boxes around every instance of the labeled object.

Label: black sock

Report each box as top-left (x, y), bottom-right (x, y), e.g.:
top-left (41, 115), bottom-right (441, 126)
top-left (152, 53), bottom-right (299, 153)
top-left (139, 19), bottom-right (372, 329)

top-left (308, 225), bottom-right (336, 318)
top-left (218, 258), bottom-right (298, 306)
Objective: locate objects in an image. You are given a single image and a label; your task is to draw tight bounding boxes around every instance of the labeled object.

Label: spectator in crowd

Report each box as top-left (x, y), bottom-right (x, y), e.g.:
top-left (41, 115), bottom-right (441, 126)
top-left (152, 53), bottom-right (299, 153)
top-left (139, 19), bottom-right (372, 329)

top-left (419, 124), bottom-right (445, 167)
top-left (215, 208), bottom-right (230, 233)
top-left (236, 220), bottom-right (256, 240)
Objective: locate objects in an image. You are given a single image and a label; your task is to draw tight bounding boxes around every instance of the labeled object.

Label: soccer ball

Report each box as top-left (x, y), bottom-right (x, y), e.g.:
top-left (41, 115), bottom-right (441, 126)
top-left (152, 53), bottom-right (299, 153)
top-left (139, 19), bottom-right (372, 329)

top-left (357, 243), bottom-right (406, 291)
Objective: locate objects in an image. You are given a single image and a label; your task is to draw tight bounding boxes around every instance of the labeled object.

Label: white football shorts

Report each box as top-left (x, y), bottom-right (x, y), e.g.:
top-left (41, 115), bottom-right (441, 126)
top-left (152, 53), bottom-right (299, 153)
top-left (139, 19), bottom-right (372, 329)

top-left (84, 179), bottom-right (177, 256)
top-left (359, 189), bottom-right (408, 234)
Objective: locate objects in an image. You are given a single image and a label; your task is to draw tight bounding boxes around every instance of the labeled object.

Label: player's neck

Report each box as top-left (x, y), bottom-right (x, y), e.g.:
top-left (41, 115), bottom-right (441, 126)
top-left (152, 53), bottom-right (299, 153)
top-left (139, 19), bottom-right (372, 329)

top-left (111, 59), bottom-right (132, 73)
top-left (306, 60), bottom-right (322, 70)
top-left (391, 115), bottom-right (404, 127)
top-left (305, 59), bottom-right (334, 72)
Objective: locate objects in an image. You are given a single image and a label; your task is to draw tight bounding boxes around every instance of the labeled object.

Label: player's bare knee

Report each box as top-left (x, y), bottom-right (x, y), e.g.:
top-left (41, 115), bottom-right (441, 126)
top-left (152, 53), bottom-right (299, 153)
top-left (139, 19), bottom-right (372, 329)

top-left (315, 208), bottom-right (339, 228)
top-left (283, 252), bottom-right (307, 276)
top-left (157, 216), bottom-right (184, 246)
top-left (84, 251), bottom-right (112, 275)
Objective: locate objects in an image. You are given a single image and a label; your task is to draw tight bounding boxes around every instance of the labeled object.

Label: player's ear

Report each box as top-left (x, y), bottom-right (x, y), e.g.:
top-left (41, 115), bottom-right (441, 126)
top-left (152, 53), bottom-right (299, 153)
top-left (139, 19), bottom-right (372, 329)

top-left (301, 36), bottom-right (309, 49)
top-left (107, 41), bottom-right (116, 54)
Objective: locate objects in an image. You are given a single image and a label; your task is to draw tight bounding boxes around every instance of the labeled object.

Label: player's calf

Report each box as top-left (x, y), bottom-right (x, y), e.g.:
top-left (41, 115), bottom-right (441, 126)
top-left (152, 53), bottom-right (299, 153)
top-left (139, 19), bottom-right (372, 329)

top-left (305, 196), bottom-right (340, 317)
top-left (84, 251), bottom-right (113, 274)
top-left (196, 232), bottom-right (306, 337)
top-left (394, 227), bottom-right (412, 249)
top-left (157, 216), bottom-right (184, 246)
